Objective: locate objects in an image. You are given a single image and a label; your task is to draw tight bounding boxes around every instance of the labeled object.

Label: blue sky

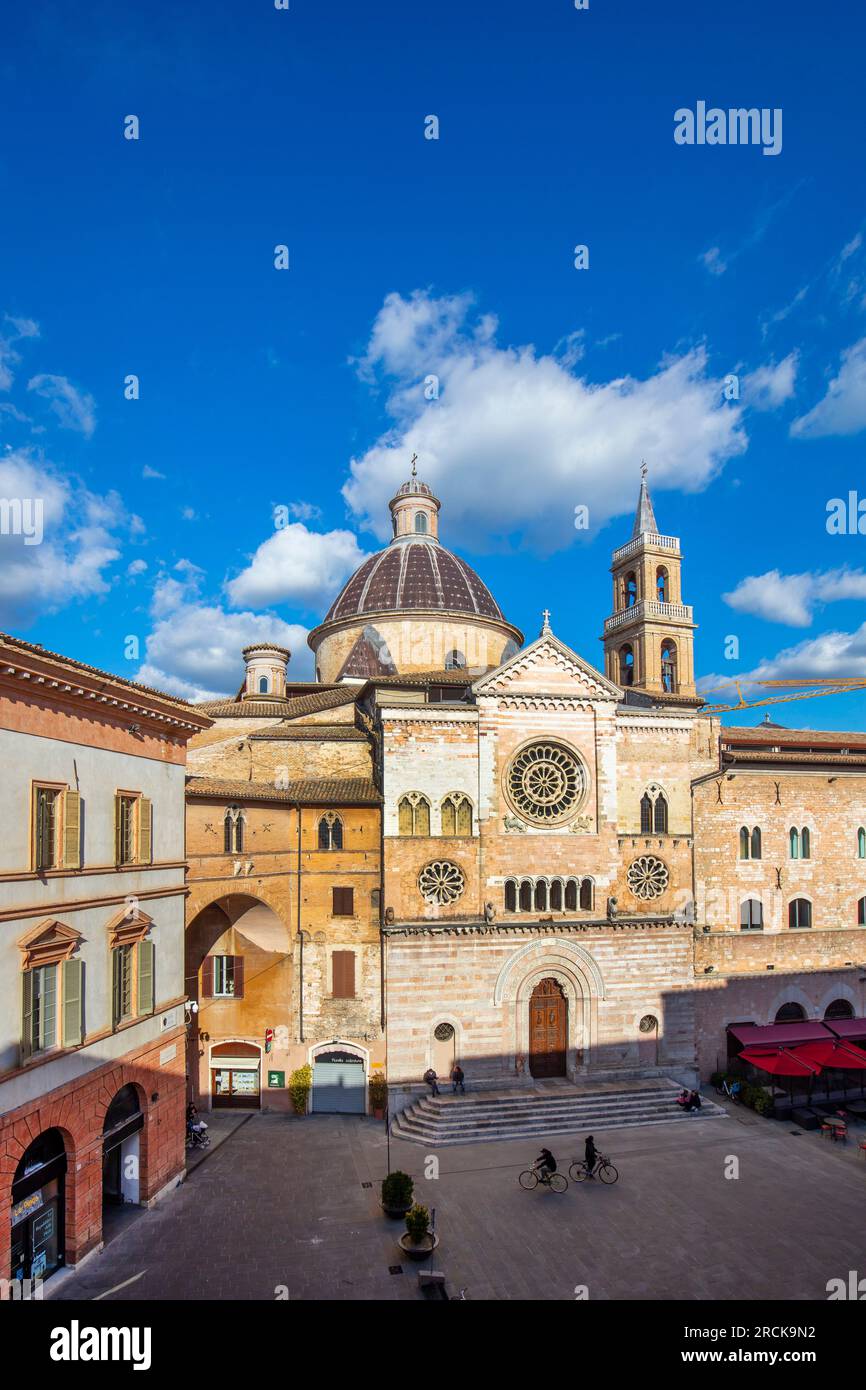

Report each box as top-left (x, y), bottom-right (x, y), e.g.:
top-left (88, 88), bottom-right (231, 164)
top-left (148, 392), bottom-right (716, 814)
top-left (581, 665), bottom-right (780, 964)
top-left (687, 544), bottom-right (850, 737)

top-left (2, 0), bottom-right (866, 727)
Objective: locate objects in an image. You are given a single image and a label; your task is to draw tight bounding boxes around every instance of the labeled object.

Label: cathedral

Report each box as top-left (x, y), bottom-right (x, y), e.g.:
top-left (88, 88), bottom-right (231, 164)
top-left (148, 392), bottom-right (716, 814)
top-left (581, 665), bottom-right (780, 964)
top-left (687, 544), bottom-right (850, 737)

top-left (183, 464), bottom-right (866, 1116)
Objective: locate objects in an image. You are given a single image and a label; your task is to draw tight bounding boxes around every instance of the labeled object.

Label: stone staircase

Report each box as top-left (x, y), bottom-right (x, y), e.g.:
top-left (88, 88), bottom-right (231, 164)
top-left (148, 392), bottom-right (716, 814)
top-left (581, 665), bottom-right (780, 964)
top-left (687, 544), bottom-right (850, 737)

top-left (391, 1078), bottom-right (726, 1146)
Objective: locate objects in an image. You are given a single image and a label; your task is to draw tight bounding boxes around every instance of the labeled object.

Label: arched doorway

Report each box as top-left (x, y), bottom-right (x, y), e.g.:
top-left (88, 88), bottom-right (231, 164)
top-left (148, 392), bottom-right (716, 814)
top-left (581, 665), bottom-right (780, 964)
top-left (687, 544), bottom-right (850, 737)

top-left (10, 1129), bottom-right (67, 1284)
top-left (312, 1044), bottom-right (366, 1114)
top-left (211, 1040), bottom-right (262, 1108)
top-left (529, 978), bottom-right (568, 1078)
top-left (431, 1022), bottom-right (456, 1082)
top-left (102, 1084), bottom-right (144, 1211)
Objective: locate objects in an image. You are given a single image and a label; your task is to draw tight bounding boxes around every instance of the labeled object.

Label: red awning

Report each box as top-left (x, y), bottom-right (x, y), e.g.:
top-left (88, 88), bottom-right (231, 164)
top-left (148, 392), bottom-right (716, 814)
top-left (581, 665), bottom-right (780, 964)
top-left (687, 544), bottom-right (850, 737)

top-left (728, 1020), bottom-right (832, 1048)
top-left (824, 1017), bottom-right (866, 1042)
top-left (794, 1039), bottom-right (866, 1070)
top-left (739, 1046), bottom-right (822, 1077)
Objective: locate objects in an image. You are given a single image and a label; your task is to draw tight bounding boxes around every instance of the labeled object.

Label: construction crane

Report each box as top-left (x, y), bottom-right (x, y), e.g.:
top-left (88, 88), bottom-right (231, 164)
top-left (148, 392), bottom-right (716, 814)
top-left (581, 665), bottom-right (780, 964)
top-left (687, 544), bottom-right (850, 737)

top-left (700, 677), bottom-right (866, 715)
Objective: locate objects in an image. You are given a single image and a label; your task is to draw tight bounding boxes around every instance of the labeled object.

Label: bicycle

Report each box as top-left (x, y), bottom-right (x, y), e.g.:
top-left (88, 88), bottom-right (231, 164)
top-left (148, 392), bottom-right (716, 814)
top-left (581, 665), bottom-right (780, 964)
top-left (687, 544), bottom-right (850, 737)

top-left (713, 1079), bottom-right (742, 1103)
top-left (568, 1155), bottom-right (618, 1184)
top-left (519, 1164), bottom-right (568, 1194)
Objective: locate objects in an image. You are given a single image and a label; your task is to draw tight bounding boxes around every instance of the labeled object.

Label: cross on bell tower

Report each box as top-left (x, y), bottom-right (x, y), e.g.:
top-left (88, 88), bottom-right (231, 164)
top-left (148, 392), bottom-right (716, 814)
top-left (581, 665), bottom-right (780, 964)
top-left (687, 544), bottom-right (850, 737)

top-left (600, 465), bottom-right (697, 702)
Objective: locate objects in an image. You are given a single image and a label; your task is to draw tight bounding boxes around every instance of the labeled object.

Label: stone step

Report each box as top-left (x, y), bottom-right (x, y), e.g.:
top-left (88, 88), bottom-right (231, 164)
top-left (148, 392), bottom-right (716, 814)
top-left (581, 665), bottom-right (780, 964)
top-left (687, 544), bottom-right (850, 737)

top-left (392, 1085), bottom-right (726, 1146)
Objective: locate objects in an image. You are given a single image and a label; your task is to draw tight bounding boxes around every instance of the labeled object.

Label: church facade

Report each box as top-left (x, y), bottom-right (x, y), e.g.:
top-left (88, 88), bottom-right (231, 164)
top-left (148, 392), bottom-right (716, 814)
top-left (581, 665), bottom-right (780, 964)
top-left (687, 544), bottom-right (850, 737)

top-left (184, 464), bottom-right (866, 1113)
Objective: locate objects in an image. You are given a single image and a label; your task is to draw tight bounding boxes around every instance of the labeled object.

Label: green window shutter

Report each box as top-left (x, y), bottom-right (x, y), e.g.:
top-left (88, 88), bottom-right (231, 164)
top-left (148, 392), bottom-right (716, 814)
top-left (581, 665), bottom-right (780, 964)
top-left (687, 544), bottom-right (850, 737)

top-left (137, 939), bottom-right (155, 1015)
top-left (63, 789), bottom-right (81, 869)
top-left (114, 794), bottom-right (123, 865)
top-left (139, 797), bottom-right (153, 864)
top-left (41, 965), bottom-right (57, 1050)
top-left (21, 970), bottom-right (34, 1062)
top-left (62, 958), bottom-right (84, 1047)
top-left (112, 947), bottom-right (122, 1027)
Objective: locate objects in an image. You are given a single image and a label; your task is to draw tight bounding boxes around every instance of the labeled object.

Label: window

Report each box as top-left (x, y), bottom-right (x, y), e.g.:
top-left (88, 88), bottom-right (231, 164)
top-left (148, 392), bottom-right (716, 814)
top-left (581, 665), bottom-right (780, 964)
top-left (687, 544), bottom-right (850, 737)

top-left (625, 571), bottom-right (637, 607)
top-left (332, 950), bottom-right (356, 998)
top-left (788, 898), bottom-right (812, 930)
top-left (859, 827), bottom-right (866, 858)
top-left (740, 898), bottom-right (763, 931)
top-left (32, 786), bottom-right (81, 872)
top-left (660, 641), bottom-right (677, 693)
top-left (825, 999), bottom-right (854, 1020)
top-left (441, 794), bottom-right (472, 836)
top-left (656, 566), bottom-right (668, 602)
top-left (201, 955), bottom-right (244, 999)
top-left (579, 878), bottom-right (593, 911)
top-left (641, 786), bottom-right (668, 834)
top-left (114, 793), bottom-right (152, 866)
top-left (775, 1002), bottom-right (806, 1023)
top-left (397, 793), bottom-right (430, 836)
top-left (21, 943), bottom-right (83, 1061)
top-left (751, 827), bottom-right (762, 859)
top-left (258, 675), bottom-right (269, 693)
top-left (24, 964), bottom-right (57, 1054)
top-left (565, 879), bottom-right (578, 911)
top-left (550, 880), bottom-right (563, 911)
top-left (619, 644), bottom-right (634, 686)
top-left (504, 880), bottom-right (517, 912)
top-left (414, 511), bottom-right (428, 534)
top-left (519, 880), bottom-right (532, 912)
top-left (111, 940), bottom-right (155, 1026)
top-left (332, 887), bottom-right (354, 916)
top-left (318, 813), bottom-right (343, 850)
top-left (224, 805), bottom-right (245, 853)
top-left (534, 881), bottom-right (548, 912)
top-left (444, 649), bottom-right (466, 670)
top-left (739, 826), bottom-right (761, 860)
top-left (789, 827), bottom-right (810, 859)
top-left (34, 787), bottom-right (59, 870)
top-left (858, 896), bottom-right (866, 926)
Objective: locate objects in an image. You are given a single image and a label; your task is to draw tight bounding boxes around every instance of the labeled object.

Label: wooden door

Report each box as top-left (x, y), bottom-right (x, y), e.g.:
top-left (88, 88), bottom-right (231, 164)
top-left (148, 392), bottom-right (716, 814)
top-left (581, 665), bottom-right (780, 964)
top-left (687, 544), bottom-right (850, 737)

top-left (529, 978), bottom-right (567, 1078)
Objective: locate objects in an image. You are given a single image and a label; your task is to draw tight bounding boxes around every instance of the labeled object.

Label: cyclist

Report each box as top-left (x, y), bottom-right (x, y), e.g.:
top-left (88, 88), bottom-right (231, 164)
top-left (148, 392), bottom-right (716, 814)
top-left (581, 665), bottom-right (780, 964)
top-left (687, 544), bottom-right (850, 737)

top-left (534, 1147), bottom-right (557, 1183)
top-left (584, 1133), bottom-right (599, 1177)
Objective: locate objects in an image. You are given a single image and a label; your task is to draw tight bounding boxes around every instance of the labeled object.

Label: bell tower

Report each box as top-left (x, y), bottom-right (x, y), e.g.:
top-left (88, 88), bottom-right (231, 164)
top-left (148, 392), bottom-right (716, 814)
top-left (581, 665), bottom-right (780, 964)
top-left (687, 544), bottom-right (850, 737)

top-left (601, 465), bottom-right (697, 701)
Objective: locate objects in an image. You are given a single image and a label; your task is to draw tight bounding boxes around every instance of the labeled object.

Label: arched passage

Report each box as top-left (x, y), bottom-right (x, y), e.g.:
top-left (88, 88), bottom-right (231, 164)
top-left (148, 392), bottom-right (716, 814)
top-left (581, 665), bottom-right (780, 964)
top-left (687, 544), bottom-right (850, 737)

top-left (10, 1128), bottom-right (69, 1285)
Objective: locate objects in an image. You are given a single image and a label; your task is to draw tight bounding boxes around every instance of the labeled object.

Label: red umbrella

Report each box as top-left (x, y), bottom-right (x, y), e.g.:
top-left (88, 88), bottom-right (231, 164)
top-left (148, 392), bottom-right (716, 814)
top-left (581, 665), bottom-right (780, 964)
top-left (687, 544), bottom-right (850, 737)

top-left (740, 1046), bottom-right (822, 1077)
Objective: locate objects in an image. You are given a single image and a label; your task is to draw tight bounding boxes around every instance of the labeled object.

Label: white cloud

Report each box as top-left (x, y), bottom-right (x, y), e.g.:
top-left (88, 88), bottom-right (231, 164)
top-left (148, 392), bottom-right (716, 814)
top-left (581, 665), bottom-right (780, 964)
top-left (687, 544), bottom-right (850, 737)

top-left (281, 500), bottom-right (322, 523)
top-left (225, 521), bottom-right (369, 610)
top-left (700, 247), bottom-right (727, 277)
top-left (127, 558), bottom-right (148, 576)
top-left (790, 337), bottom-right (866, 438)
top-left (723, 566), bottom-right (866, 627)
top-left (142, 465), bottom-right (166, 480)
top-left (138, 605), bottom-right (310, 700)
top-left (741, 353), bottom-right (798, 411)
top-left (0, 316), bottom-right (39, 392)
top-left (701, 624), bottom-right (866, 689)
top-left (180, 506), bottom-right (197, 521)
top-left (0, 449), bottom-right (124, 623)
top-left (27, 373), bottom-right (96, 436)
top-left (343, 290), bottom-right (749, 551)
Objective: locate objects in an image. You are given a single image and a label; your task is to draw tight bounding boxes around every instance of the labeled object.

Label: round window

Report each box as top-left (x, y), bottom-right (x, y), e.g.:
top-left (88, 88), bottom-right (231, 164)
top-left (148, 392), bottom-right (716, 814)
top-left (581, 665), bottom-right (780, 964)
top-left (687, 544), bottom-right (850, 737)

top-left (505, 742), bottom-right (586, 826)
top-left (626, 855), bottom-right (670, 901)
top-left (418, 861), bottom-right (465, 905)
top-left (434, 1023), bottom-right (455, 1042)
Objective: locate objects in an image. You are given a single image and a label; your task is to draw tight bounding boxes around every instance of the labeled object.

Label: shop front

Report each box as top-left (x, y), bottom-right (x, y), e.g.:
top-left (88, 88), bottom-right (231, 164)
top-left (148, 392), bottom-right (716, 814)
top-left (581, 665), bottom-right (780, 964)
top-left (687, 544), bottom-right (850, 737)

top-left (102, 1084), bottom-right (144, 1209)
top-left (210, 1041), bottom-right (262, 1109)
top-left (10, 1129), bottom-right (66, 1285)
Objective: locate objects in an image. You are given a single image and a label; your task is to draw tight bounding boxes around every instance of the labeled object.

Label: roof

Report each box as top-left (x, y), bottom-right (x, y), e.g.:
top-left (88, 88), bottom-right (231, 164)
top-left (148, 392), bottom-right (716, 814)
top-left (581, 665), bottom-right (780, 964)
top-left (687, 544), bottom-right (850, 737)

top-left (186, 776), bottom-right (381, 805)
top-left (368, 668), bottom-right (476, 687)
top-left (321, 541), bottom-right (506, 624)
top-left (723, 749), bottom-right (866, 768)
top-left (248, 724), bottom-right (368, 742)
top-left (723, 725), bottom-right (866, 750)
top-left (631, 475), bottom-right (659, 538)
top-left (195, 688), bottom-right (359, 720)
top-left (0, 630), bottom-right (212, 727)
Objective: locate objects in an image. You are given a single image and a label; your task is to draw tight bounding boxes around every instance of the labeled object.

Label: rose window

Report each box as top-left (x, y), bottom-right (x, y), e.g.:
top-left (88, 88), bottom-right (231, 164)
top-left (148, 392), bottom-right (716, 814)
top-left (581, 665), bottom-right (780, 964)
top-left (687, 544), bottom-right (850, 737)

top-left (434, 1023), bottom-right (455, 1042)
top-left (419, 860), bottom-right (465, 905)
top-left (626, 855), bottom-right (670, 901)
top-left (506, 742), bottom-right (585, 825)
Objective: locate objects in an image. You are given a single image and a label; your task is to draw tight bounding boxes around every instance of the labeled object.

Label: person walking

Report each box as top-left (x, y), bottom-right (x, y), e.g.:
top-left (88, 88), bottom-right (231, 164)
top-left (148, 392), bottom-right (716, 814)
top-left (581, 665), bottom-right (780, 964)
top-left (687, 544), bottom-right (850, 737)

top-left (451, 1063), bottom-right (465, 1094)
top-left (423, 1067), bottom-right (440, 1097)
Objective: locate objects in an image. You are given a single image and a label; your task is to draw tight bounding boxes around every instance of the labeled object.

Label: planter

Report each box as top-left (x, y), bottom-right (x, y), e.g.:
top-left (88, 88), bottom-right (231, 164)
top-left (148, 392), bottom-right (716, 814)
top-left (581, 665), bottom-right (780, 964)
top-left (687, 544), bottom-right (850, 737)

top-left (382, 1201), bottom-right (411, 1220)
top-left (372, 1107), bottom-right (385, 1122)
top-left (398, 1231), bottom-right (439, 1262)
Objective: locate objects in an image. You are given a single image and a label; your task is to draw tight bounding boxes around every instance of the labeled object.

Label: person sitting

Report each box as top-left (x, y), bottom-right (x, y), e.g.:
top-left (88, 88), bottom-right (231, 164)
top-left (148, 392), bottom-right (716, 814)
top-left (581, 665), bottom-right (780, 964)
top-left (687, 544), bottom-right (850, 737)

top-left (534, 1147), bottom-right (557, 1180)
top-left (423, 1067), bottom-right (440, 1097)
top-left (690, 1089), bottom-right (702, 1111)
top-left (676, 1088), bottom-right (691, 1108)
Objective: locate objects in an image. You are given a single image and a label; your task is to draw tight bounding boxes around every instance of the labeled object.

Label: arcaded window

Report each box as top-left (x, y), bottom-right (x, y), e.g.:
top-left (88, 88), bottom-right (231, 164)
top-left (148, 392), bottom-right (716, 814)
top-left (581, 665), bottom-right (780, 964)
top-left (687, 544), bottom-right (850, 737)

top-left (398, 793), bottom-right (431, 836)
top-left (619, 644), bottom-right (634, 686)
top-left (660, 641), bottom-right (677, 693)
top-left (318, 813), bottom-right (343, 850)
top-left (740, 899), bottom-right (763, 931)
top-left (788, 898), bottom-right (812, 930)
top-left (441, 793), bottom-right (473, 836)
top-left (579, 878), bottom-right (593, 910)
top-left (656, 566), bottom-right (668, 602)
top-left (224, 805), bottom-right (244, 854)
top-left (504, 880), bottom-right (517, 912)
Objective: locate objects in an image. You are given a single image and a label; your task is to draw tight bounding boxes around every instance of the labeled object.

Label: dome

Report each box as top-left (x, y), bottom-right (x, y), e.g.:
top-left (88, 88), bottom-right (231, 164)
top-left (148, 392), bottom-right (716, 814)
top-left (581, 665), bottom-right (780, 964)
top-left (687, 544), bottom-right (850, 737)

top-left (324, 541), bottom-right (505, 623)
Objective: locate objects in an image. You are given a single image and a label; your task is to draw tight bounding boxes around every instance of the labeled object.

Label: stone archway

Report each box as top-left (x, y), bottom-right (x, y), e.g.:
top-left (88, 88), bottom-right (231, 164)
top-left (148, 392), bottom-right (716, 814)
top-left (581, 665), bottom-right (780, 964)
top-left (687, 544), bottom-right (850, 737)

top-left (494, 938), bottom-right (605, 1080)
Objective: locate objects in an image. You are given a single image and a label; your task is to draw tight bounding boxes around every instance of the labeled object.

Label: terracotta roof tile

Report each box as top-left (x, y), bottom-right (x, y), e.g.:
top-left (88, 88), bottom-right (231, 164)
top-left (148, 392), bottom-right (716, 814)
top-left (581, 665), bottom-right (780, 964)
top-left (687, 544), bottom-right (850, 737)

top-left (185, 776), bottom-right (381, 804)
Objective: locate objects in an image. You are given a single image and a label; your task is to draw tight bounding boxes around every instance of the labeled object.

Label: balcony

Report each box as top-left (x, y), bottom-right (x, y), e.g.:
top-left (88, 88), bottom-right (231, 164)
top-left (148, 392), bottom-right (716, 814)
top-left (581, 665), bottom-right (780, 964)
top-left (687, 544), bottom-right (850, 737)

top-left (604, 599), bottom-right (694, 633)
top-left (611, 531), bottom-right (681, 565)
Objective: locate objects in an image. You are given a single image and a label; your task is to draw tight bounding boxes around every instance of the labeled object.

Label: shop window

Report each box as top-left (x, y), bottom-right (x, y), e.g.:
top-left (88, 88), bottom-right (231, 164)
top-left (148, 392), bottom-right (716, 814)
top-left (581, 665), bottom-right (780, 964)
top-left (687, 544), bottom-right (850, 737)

top-left (318, 813), bottom-right (343, 850)
top-left (788, 898), bottom-right (812, 930)
top-left (332, 886), bottom-right (354, 917)
top-left (332, 950), bottom-right (356, 999)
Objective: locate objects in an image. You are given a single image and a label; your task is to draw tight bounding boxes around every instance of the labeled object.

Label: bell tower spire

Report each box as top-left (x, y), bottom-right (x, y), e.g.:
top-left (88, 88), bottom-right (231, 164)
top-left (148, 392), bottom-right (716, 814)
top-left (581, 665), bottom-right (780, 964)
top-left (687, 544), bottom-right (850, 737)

top-left (601, 465), bottom-right (698, 702)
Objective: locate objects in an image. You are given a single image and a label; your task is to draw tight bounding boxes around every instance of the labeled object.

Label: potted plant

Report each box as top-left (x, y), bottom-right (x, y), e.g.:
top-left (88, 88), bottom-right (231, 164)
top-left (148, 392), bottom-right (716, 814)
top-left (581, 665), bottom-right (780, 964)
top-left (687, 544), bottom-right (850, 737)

top-left (398, 1203), bottom-right (439, 1262)
top-left (289, 1063), bottom-right (312, 1116)
top-left (381, 1170), bottom-right (414, 1219)
top-left (369, 1071), bottom-right (388, 1121)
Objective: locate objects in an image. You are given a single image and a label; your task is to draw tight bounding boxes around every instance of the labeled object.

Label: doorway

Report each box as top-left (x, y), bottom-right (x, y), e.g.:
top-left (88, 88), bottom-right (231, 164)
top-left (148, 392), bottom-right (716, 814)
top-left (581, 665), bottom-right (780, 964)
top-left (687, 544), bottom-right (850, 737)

top-left (529, 978), bottom-right (568, 1078)
top-left (211, 1041), bottom-right (262, 1108)
top-left (10, 1129), bottom-right (66, 1285)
